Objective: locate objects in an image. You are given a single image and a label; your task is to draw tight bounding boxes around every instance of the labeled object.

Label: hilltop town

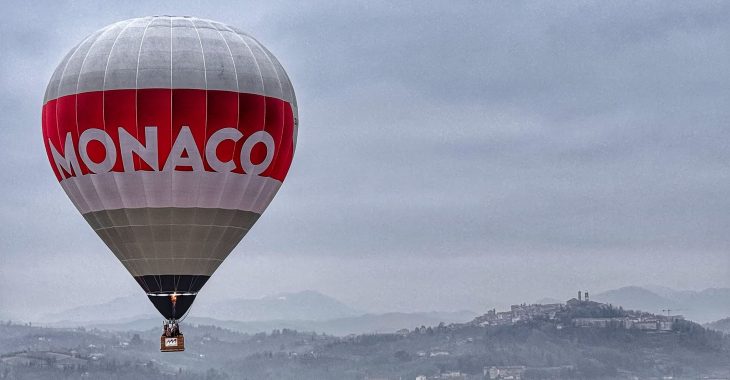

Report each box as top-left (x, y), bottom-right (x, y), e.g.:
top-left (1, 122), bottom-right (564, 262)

top-left (405, 291), bottom-right (697, 380)
top-left (472, 291), bottom-right (683, 333)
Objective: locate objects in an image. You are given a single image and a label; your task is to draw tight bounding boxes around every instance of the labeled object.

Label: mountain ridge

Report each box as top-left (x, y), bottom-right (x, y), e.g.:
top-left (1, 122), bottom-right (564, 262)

top-left (40, 285), bottom-right (730, 329)
top-left (39, 290), bottom-right (477, 335)
top-left (593, 285), bottom-right (730, 323)
top-left (42, 311), bottom-right (478, 336)
top-left (199, 289), bottom-right (362, 321)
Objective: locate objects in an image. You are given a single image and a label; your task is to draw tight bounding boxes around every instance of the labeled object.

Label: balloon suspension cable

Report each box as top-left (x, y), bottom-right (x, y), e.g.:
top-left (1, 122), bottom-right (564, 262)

top-left (178, 303), bottom-right (194, 323)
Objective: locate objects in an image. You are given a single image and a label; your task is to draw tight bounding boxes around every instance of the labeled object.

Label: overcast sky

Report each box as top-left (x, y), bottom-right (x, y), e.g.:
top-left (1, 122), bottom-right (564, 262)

top-left (2, 1), bottom-right (730, 320)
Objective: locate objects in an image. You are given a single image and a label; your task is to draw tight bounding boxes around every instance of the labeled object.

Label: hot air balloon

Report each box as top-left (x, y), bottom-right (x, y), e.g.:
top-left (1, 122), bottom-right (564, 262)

top-left (41, 16), bottom-right (297, 351)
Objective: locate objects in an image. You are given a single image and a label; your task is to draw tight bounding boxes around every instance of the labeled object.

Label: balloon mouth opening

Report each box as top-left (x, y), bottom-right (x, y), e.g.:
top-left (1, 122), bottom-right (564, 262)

top-left (147, 292), bottom-right (198, 296)
top-left (146, 292), bottom-right (197, 320)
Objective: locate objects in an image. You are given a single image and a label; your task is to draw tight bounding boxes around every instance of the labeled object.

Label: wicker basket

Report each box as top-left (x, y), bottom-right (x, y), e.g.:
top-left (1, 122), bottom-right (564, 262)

top-left (160, 335), bottom-right (185, 352)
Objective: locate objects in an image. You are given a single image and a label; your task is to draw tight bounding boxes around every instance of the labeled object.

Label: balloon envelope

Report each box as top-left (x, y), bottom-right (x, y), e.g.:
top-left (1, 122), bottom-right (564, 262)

top-left (42, 16), bottom-right (297, 319)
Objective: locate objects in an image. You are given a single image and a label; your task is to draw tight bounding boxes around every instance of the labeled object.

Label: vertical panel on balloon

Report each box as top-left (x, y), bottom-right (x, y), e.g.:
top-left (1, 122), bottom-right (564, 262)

top-left (101, 89), bottom-right (137, 270)
top-left (241, 96), bottom-right (283, 211)
top-left (55, 95), bottom-right (84, 175)
top-left (101, 89), bottom-right (135, 210)
top-left (271, 101), bottom-right (295, 181)
top-left (171, 89), bottom-right (206, 172)
top-left (235, 93), bottom-right (266, 175)
top-left (205, 90), bottom-right (238, 216)
top-left (170, 89), bottom-right (206, 271)
top-left (255, 101), bottom-right (294, 209)
top-left (234, 93), bottom-right (267, 212)
top-left (200, 225), bottom-right (227, 263)
top-left (256, 97), bottom-right (285, 179)
top-left (240, 34), bottom-right (285, 101)
top-left (136, 18), bottom-right (173, 90)
top-left (214, 226), bottom-right (248, 263)
top-left (138, 88), bottom-right (172, 208)
top-left (103, 90), bottom-right (137, 154)
top-left (78, 91), bottom-right (124, 230)
top-left (195, 19), bottom-right (238, 93)
top-left (171, 88), bottom-right (206, 211)
top-left (93, 226), bottom-right (130, 269)
top-left (200, 90), bottom-right (238, 271)
top-left (205, 90), bottom-right (238, 170)
top-left (136, 89), bottom-right (172, 170)
top-left (103, 88), bottom-right (136, 178)
top-left (58, 94), bottom-right (100, 215)
top-left (77, 92), bottom-right (106, 169)
top-left (42, 100), bottom-right (62, 181)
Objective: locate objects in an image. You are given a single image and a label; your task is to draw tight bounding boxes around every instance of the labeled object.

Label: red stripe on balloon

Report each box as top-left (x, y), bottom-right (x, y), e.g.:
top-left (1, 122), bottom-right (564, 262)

top-left (78, 91), bottom-right (106, 169)
top-left (137, 89), bottom-right (172, 171)
top-left (235, 93), bottom-right (267, 175)
top-left (42, 99), bottom-right (60, 181)
top-left (171, 89), bottom-right (206, 172)
top-left (207, 90), bottom-right (239, 171)
top-left (103, 90), bottom-right (135, 173)
top-left (42, 89), bottom-right (295, 182)
top-left (57, 94), bottom-right (88, 175)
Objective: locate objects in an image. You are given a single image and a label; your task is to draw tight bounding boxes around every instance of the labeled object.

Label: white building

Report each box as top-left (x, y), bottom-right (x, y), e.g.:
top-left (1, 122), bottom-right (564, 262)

top-left (486, 365), bottom-right (526, 380)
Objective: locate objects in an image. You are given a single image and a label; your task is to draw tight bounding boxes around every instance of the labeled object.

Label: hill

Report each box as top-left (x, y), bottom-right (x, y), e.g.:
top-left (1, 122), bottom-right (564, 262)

top-left (705, 317), bottom-right (730, 334)
top-left (2, 307), bottom-right (730, 380)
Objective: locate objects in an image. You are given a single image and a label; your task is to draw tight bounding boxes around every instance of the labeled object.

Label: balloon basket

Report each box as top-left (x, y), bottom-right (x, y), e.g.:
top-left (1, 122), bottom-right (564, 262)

top-left (160, 335), bottom-right (185, 352)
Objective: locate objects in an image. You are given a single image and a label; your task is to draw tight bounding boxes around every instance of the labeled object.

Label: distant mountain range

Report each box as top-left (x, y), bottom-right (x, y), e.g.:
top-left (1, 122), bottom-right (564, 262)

top-left (42, 295), bottom-right (155, 323)
top-left (534, 297), bottom-right (562, 305)
top-left (46, 310), bottom-right (477, 336)
top-left (41, 290), bottom-right (360, 324)
top-left (198, 290), bottom-right (362, 321)
top-left (40, 285), bottom-right (730, 333)
top-left (704, 317), bottom-right (730, 333)
top-left (591, 286), bottom-right (730, 323)
top-left (529, 286), bottom-right (730, 324)
top-left (40, 290), bottom-right (477, 335)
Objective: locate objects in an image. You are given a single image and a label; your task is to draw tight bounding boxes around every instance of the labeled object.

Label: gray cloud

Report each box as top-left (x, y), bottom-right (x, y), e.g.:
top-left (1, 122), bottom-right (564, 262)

top-left (2, 1), bottom-right (730, 318)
